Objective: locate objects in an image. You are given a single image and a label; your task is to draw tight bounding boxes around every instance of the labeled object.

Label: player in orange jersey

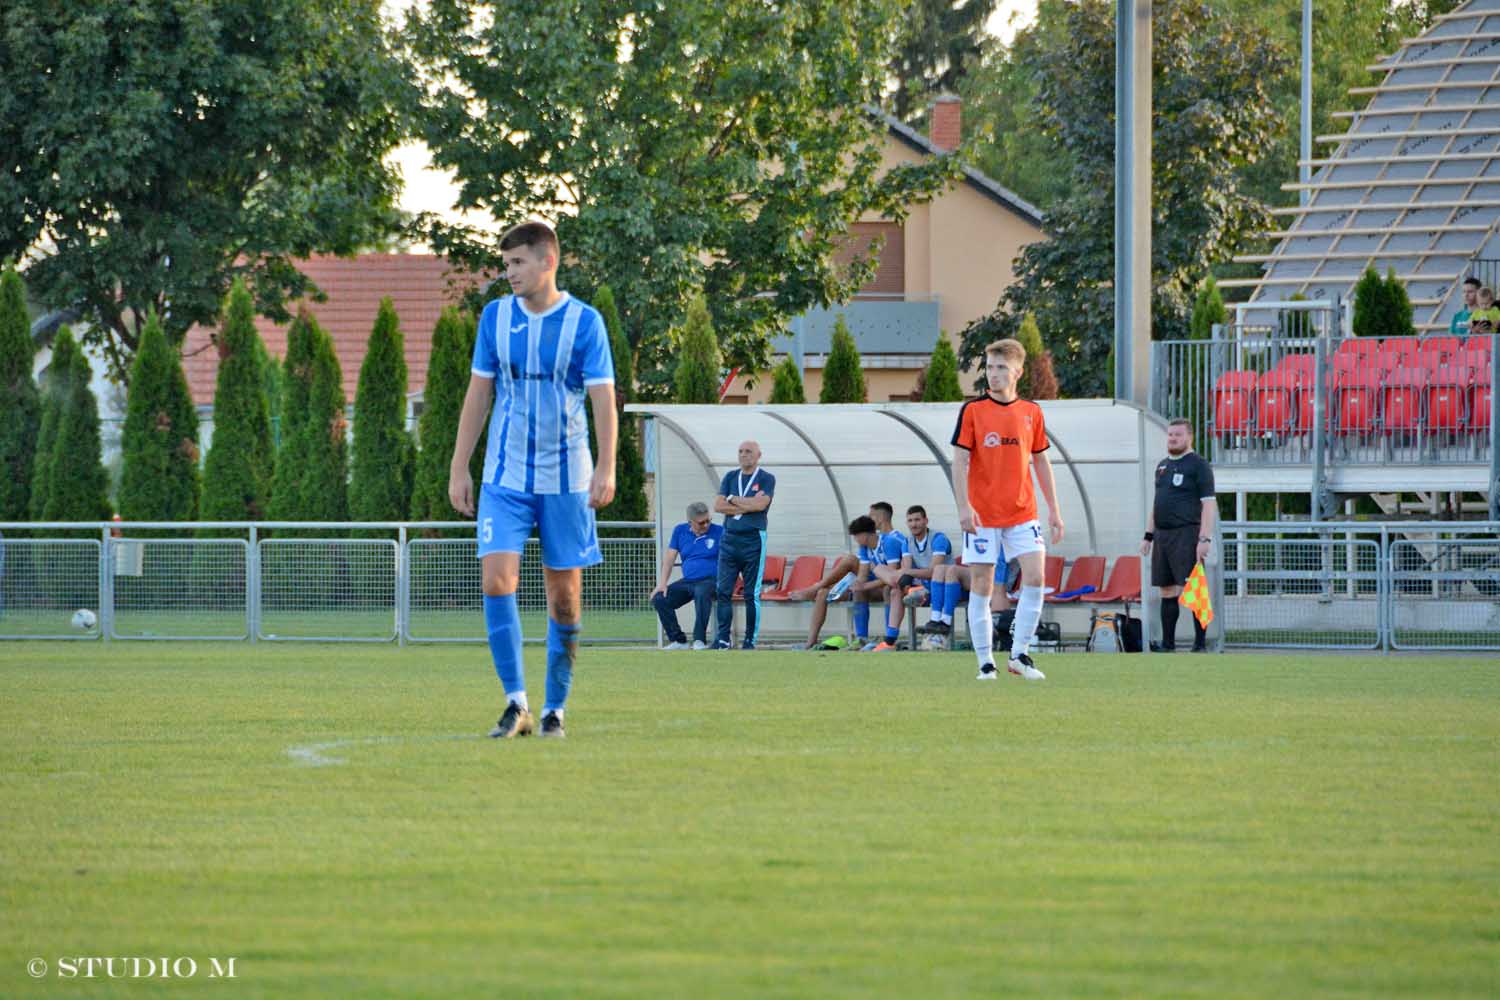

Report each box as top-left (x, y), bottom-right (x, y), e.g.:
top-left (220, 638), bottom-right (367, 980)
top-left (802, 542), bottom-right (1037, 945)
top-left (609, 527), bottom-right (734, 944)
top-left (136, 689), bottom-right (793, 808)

top-left (950, 338), bottom-right (1064, 681)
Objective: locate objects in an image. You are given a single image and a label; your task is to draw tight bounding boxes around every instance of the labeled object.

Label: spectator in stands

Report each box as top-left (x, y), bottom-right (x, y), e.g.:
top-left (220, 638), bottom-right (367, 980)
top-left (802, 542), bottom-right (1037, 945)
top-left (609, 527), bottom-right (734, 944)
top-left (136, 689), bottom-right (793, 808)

top-left (1140, 418), bottom-right (1216, 652)
top-left (1450, 276), bottom-right (1480, 336)
top-left (712, 440), bottom-right (775, 650)
top-left (1469, 286), bottom-right (1497, 335)
top-left (651, 501), bottom-right (723, 650)
top-left (789, 512), bottom-right (905, 650)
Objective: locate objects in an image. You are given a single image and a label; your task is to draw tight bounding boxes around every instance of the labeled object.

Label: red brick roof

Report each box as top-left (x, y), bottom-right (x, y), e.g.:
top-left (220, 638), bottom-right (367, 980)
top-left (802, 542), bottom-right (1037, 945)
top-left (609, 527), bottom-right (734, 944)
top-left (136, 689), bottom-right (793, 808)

top-left (182, 254), bottom-right (486, 406)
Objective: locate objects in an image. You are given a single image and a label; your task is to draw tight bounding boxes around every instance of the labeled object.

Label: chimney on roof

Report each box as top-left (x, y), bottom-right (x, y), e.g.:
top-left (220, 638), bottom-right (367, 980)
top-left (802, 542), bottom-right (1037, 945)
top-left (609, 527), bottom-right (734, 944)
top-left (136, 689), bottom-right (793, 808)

top-left (929, 94), bottom-right (961, 153)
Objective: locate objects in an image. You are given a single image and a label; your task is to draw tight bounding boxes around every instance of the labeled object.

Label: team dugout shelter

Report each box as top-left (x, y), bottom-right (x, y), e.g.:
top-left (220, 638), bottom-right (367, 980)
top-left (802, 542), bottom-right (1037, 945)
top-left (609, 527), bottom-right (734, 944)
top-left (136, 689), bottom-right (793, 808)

top-left (625, 401), bottom-right (1170, 643)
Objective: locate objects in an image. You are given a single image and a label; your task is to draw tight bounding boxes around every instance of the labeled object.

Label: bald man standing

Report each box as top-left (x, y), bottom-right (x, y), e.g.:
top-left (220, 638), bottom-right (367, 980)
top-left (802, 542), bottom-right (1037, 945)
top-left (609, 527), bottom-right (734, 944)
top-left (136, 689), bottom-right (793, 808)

top-left (712, 440), bottom-right (776, 649)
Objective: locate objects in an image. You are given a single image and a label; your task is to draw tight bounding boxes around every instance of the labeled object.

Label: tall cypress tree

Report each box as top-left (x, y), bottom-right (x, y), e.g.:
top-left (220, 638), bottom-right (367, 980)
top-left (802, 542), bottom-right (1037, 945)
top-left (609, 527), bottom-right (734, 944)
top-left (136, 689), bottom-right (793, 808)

top-left (769, 357), bottom-right (807, 403)
top-left (0, 268), bottom-right (40, 520)
top-left (1190, 276), bottom-right (1227, 341)
top-left (118, 312), bottom-right (199, 521)
top-left (30, 328), bottom-right (79, 520)
top-left (922, 334), bottom-right (962, 402)
top-left (299, 322), bottom-right (349, 522)
top-left (43, 348), bottom-right (111, 520)
top-left (201, 279), bottom-right (274, 521)
top-left (1384, 268), bottom-right (1416, 339)
top-left (1352, 266), bottom-right (1384, 338)
top-left (350, 297), bottom-right (411, 522)
top-left (673, 295), bottom-right (721, 404)
top-left (268, 311), bottom-right (318, 521)
top-left (593, 285), bottom-right (647, 527)
top-left (412, 307), bottom-right (475, 522)
top-left (819, 316), bottom-right (867, 403)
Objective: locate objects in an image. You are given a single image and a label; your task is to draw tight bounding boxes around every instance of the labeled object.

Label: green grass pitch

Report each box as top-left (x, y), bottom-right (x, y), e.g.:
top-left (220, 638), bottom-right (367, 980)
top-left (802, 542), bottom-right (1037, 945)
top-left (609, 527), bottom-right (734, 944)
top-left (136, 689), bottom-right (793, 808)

top-left (2, 642), bottom-right (1496, 997)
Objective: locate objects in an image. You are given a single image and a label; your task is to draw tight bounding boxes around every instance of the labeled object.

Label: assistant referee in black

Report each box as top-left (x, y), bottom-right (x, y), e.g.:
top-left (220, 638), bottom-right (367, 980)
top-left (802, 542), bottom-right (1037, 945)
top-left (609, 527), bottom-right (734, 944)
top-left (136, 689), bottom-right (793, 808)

top-left (1140, 418), bottom-right (1216, 652)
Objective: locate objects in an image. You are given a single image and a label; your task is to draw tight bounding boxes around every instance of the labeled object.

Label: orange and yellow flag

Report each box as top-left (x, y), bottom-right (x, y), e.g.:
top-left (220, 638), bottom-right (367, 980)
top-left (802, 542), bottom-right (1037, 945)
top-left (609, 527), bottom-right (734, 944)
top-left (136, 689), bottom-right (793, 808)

top-left (1178, 562), bottom-right (1213, 627)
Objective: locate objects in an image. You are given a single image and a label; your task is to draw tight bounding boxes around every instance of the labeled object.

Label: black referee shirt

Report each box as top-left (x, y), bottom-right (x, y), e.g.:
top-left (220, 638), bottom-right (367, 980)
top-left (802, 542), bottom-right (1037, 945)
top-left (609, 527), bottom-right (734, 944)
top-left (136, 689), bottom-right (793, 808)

top-left (1152, 451), bottom-right (1215, 529)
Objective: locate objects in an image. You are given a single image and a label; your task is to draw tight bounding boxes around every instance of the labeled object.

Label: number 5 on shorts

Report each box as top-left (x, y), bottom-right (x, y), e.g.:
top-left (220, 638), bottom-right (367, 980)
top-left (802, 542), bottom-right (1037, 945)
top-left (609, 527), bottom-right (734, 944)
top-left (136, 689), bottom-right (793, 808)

top-left (482, 518), bottom-right (493, 544)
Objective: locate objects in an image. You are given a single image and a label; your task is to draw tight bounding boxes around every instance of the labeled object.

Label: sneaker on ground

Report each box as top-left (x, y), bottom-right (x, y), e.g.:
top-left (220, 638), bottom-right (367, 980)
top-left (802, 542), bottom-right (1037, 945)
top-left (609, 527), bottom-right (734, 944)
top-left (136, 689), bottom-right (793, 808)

top-left (976, 663), bottom-right (998, 680)
top-left (712, 640), bottom-right (733, 650)
top-left (923, 620), bottom-right (952, 636)
top-left (858, 640), bottom-right (880, 652)
top-left (539, 711), bottom-right (566, 739)
top-left (1007, 653), bottom-right (1046, 681)
top-left (488, 702), bottom-right (535, 739)
top-left (869, 640), bottom-right (897, 652)
top-left (692, 640), bottom-right (709, 651)
top-left (664, 640), bottom-right (690, 651)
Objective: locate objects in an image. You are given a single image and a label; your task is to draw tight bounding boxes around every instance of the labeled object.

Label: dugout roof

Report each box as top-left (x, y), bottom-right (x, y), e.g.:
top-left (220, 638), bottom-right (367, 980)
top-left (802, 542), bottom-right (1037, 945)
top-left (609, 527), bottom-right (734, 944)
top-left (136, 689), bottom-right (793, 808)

top-left (625, 400), bottom-right (1169, 562)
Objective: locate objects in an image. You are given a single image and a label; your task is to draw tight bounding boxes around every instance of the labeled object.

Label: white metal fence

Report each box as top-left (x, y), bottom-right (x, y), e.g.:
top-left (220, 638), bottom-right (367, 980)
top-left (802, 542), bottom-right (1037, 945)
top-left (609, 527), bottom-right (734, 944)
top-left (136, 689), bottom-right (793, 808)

top-left (0, 522), bottom-right (656, 645)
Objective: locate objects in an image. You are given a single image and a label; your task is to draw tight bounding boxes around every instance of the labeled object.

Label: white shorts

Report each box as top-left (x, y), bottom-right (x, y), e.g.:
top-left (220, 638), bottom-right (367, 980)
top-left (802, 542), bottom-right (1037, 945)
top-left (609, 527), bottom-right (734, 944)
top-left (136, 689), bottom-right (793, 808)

top-left (963, 521), bottom-right (1045, 565)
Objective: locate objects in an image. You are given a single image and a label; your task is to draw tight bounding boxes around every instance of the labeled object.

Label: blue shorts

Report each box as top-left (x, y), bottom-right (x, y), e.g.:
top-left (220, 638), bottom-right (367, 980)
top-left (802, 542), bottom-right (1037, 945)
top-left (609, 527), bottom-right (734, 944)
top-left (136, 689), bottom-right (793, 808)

top-left (476, 484), bottom-right (602, 569)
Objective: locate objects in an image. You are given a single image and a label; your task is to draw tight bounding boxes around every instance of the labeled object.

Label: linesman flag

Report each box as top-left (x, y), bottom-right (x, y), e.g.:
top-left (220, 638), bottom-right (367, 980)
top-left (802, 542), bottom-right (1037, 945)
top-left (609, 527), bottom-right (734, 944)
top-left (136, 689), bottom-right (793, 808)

top-left (1178, 562), bottom-right (1213, 627)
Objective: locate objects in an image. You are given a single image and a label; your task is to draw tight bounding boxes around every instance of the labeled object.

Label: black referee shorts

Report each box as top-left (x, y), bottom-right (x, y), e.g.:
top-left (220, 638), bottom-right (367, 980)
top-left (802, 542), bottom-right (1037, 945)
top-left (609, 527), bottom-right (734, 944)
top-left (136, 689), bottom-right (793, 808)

top-left (1151, 524), bottom-right (1199, 587)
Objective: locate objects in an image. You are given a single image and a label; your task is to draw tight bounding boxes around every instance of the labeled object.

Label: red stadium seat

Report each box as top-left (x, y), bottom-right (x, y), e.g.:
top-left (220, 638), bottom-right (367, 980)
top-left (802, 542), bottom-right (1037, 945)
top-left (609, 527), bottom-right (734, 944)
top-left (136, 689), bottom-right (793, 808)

top-left (1044, 554), bottom-right (1064, 596)
top-left (760, 555), bottom-right (826, 601)
top-left (1464, 335), bottom-right (1493, 359)
top-left (1088, 555), bottom-right (1142, 605)
top-left (1255, 368), bottom-right (1299, 433)
top-left (1381, 337), bottom-right (1422, 373)
top-left (1335, 338), bottom-right (1381, 366)
top-left (1048, 555), bottom-right (1105, 603)
top-left (1381, 367), bottom-right (1426, 435)
top-left (1213, 371), bottom-right (1256, 437)
top-left (1278, 353), bottom-right (1316, 381)
top-left (1473, 368), bottom-right (1493, 434)
top-left (1420, 335), bottom-right (1464, 367)
top-left (1426, 365), bottom-right (1470, 433)
top-left (1334, 368), bottom-right (1381, 436)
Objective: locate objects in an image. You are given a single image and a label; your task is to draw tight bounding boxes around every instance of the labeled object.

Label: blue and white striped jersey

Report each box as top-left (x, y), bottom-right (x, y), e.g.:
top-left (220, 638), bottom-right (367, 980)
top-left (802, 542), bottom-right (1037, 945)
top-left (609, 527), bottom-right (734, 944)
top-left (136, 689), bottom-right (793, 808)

top-left (471, 293), bottom-right (615, 494)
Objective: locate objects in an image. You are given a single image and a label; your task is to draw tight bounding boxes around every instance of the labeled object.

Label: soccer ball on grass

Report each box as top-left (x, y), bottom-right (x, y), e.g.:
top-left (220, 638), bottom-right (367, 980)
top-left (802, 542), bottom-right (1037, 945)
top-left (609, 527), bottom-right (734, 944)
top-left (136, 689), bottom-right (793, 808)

top-left (71, 608), bottom-right (98, 631)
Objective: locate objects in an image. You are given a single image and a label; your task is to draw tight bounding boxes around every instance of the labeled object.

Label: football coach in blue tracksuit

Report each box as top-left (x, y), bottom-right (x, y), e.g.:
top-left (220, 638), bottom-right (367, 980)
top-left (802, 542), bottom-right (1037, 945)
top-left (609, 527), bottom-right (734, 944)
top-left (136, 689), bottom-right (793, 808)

top-left (712, 440), bottom-right (775, 650)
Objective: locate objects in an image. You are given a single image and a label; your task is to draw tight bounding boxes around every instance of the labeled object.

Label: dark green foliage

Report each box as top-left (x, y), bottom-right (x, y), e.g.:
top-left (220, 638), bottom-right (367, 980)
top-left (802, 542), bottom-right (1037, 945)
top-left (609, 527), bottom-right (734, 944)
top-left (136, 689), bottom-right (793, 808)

top-left (591, 286), bottom-right (648, 529)
top-left (42, 347), bottom-right (110, 521)
top-left (819, 316), bottom-right (867, 403)
top-left (888, 0), bottom-right (998, 122)
top-left (407, 0), bottom-right (959, 399)
top-left (412, 307), bottom-right (477, 523)
top-left (200, 280), bottom-right (274, 521)
top-left (118, 312), bottom-right (199, 521)
top-left (674, 297), bottom-right (722, 404)
top-left (299, 324), bottom-right (350, 523)
top-left (1013, 315), bottom-right (1045, 399)
top-left (268, 311), bottom-right (318, 522)
top-left (959, 0), bottom-right (1286, 396)
top-left (0, 267), bottom-right (39, 520)
top-left (1190, 277), bottom-right (1227, 341)
top-left (350, 298), bottom-right (411, 522)
top-left (29, 328), bottom-right (78, 520)
top-left (1352, 267), bottom-right (1385, 338)
top-left (1385, 269), bottom-right (1416, 339)
top-left (922, 335), bottom-right (962, 402)
top-left (770, 358), bottom-right (807, 404)
top-left (2, 0), bottom-right (410, 380)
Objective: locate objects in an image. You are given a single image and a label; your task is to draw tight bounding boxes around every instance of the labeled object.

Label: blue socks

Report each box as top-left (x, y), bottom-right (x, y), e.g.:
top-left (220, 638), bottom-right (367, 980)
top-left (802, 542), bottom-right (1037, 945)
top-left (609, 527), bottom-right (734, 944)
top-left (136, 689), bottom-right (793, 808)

top-left (545, 619), bottom-right (580, 714)
top-left (484, 593), bottom-right (525, 700)
top-left (853, 599), bottom-right (870, 639)
top-left (885, 626), bottom-right (900, 642)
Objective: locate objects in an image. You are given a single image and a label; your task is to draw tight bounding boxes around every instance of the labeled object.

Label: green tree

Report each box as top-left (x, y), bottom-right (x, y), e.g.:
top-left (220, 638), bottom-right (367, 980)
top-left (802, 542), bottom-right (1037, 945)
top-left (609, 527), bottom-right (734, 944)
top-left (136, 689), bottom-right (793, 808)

top-left (592, 286), bottom-right (648, 527)
top-left (1190, 277), bottom-right (1228, 340)
top-left (407, 0), bottom-right (958, 398)
top-left (268, 311), bottom-right (318, 521)
top-left (42, 348), bottom-right (110, 521)
top-left (298, 324), bottom-right (350, 523)
top-left (770, 357), bottom-right (808, 404)
top-left (118, 312), bottom-right (200, 521)
top-left (29, 328), bottom-right (79, 520)
top-left (350, 298), bottom-right (411, 522)
top-left (412, 307), bottom-right (475, 522)
top-left (0, 267), bottom-right (40, 520)
top-left (1352, 266), bottom-right (1385, 338)
top-left (201, 280), bottom-right (274, 521)
top-left (888, 0), bottom-right (998, 123)
top-left (959, 0), bottom-right (1287, 397)
top-left (1384, 268), bottom-right (1416, 339)
top-left (674, 296), bottom-right (722, 404)
top-left (1, 0), bottom-right (410, 381)
top-left (820, 316), bottom-right (867, 403)
top-left (922, 335), bottom-right (963, 401)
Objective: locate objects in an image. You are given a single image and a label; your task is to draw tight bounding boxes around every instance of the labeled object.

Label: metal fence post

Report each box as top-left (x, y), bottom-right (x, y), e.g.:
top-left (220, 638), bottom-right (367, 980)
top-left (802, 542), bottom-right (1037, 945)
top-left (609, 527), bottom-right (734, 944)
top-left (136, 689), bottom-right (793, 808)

top-left (248, 525), bottom-right (259, 644)
top-left (100, 525), bottom-right (114, 641)
top-left (397, 525), bottom-right (408, 647)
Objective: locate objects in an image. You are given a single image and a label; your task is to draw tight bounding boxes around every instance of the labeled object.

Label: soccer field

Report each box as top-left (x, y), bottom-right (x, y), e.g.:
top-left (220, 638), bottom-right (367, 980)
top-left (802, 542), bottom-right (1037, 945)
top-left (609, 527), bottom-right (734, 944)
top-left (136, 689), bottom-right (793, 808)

top-left (2, 643), bottom-right (1496, 998)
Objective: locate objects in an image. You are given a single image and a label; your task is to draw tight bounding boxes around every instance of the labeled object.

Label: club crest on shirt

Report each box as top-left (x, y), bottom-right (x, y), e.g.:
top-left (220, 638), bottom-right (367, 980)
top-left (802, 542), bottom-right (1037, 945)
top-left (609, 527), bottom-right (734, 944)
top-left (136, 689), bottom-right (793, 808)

top-left (973, 537), bottom-right (989, 554)
top-left (983, 432), bottom-right (1000, 447)
top-left (1172, 473), bottom-right (1184, 486)
top-left (706, 539), bottom-right (715, 549)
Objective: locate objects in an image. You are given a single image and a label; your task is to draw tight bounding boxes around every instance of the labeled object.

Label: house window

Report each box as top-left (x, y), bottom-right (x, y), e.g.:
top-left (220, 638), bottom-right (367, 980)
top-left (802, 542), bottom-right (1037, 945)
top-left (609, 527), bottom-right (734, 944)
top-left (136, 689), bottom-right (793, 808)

top-left (834, 222), bottom-right (904, 299)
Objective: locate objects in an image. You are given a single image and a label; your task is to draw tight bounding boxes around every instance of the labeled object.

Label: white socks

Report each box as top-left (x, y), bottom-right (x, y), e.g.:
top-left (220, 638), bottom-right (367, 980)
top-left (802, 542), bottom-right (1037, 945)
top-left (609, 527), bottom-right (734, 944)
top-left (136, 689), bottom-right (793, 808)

top-left (1010, 585), bottom-right (1044, 661)
top-left (968, 590), bottom-right (993, 667)
top-left (509, 692), bottom-right (530, 712)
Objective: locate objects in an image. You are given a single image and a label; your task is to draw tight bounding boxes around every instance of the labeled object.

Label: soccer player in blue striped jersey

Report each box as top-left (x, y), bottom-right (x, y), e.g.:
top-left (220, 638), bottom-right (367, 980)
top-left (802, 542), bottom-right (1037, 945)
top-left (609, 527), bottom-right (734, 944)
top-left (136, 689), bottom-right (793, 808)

top-left (448, 222), bottom-right (616, 741)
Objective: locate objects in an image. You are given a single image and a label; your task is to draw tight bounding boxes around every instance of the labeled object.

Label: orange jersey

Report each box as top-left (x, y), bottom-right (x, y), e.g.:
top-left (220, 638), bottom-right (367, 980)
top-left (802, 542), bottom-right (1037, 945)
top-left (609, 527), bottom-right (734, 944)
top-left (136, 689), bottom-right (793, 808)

top-left (951, 395), bottom-right (1049, 528)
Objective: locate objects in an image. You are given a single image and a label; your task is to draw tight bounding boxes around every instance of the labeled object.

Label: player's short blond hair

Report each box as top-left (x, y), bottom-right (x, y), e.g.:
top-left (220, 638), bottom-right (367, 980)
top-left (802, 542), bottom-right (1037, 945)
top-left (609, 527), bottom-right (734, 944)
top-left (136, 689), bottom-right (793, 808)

top-left (985, 339), bottom-right (1026, 366)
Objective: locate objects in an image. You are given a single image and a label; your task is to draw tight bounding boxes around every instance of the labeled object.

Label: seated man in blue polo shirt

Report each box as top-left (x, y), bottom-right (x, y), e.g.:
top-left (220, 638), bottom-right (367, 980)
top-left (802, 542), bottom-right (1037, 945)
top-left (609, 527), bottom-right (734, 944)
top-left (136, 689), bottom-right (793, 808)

top-left (651, 501), bottom-right (724, 650)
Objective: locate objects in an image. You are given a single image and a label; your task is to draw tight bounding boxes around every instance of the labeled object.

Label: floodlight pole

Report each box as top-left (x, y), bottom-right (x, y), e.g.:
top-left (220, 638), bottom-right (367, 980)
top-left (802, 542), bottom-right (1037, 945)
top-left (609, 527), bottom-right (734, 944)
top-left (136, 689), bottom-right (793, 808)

top-left (1114, 0), bottom-right (1152, 405)
top-left (1301, 0), bottom-right (1313, 206)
